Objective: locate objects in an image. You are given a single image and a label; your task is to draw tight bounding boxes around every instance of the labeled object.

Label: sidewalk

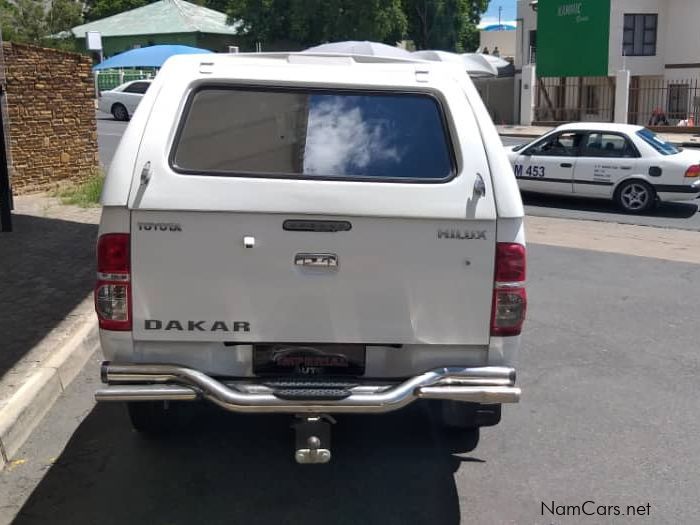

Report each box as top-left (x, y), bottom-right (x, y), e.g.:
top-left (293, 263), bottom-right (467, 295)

top-left (0, 195), bottom-right (100, 467)
top-left (0, 196), bottom-right (99, 377)
top-left (497, 124), bottom-right (700, 147)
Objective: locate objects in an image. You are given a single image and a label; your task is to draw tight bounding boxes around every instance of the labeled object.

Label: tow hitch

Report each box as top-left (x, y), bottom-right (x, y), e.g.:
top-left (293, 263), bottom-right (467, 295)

top-left (293, 415), bottom-right (335, 464)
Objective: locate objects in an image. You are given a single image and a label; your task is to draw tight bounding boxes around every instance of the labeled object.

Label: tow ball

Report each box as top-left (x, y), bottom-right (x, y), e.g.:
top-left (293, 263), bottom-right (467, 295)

top-left (293, 415), bottom-right (335, 464)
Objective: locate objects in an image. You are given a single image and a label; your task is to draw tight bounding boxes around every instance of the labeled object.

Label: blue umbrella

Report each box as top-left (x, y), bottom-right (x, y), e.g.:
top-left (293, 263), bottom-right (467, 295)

top-left (93, 45), bottom-right (212, 70)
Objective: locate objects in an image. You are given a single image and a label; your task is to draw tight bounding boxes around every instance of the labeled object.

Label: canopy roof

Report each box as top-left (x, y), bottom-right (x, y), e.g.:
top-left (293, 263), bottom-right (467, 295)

top-left (481, 23), bottom-right (517, 32)
top-left (304, 41), bottom-right (413, 59)
top-left (93, 45), bottom-right (212, 70)
top-left (72, 0), bottom-right (240, 38)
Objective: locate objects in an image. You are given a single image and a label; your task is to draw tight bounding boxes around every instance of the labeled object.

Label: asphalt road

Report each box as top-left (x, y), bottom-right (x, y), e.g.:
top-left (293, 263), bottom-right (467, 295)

top-left (96, 112), bottom-right (126, 172)
top-left (4, 243), bottom-right (699, 524)
top-left (96, 118), bottom-right (700, 231)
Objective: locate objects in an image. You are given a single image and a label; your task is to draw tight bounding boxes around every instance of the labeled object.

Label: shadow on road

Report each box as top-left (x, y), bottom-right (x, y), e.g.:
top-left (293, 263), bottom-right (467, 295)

top-left (14, 402), bottom-right (479, 525)
top-left (0, 214), bottom-right (96, 376)
top-left (522, 191), bottom-right (698, 219)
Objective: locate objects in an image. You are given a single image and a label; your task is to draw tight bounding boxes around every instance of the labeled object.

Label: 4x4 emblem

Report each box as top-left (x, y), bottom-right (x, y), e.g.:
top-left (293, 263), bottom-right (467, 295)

top-left (295, 253), bottom-right (339, 269)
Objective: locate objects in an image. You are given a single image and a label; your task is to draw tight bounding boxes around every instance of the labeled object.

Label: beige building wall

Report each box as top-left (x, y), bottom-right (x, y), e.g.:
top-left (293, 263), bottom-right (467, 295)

top-left (608, 0), bottom-right (666, 76)
top-left (515, 0), bottom-right (538, 68)
top-left (479, 30), bottom-right (516, 58)
top-left (664, 0), bottom-right (700, 65)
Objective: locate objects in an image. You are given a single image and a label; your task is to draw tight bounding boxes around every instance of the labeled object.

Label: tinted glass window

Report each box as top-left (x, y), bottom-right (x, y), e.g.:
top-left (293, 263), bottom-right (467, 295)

top-left (583, 133), bottom-right (638, 158)
top-left (636, 128), bottom-right (680, 155)
top-left (526, 131), bottom-right (583, 157)
top-left (172, 88), bottom-right (453, 181)
top-left (623, 14), bottom-right (657, 56)
top-left (124, 82), bottom-right (149, 94)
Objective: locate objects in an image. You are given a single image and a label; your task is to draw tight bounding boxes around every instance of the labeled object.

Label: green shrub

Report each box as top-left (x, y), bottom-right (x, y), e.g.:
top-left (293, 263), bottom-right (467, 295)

top-left (57, 173), bottom-right (104, 207)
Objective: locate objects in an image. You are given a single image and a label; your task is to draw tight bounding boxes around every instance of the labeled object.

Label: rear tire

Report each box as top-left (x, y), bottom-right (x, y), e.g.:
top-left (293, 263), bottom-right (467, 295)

top-left (127, 401), bottom-right (191, 435)
top-left (437, 401), bottom-right (502, 430)
top-left (111, 103), bottom-right (129, 121)
top-left (614, 179), bottom-right (656, 214)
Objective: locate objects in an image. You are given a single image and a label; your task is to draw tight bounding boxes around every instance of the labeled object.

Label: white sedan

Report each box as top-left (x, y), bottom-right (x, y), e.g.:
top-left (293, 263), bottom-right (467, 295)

top-left (506, 123), bottom-right (700, 213)
top-left (98, 80), bottom-right (152, 121)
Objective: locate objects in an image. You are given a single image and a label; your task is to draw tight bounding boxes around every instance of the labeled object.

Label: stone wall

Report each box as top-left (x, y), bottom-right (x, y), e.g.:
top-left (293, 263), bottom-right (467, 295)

top-left (2, 43), bottom-right (99, 194)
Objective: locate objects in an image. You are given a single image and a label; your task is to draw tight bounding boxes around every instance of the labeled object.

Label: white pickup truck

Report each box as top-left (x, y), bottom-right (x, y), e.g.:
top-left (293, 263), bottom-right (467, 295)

top-left (94, 52), bottom-right (527, 463)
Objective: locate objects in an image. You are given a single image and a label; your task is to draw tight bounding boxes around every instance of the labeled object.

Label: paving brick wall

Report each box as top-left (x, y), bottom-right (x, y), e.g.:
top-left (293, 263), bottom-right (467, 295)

top-left (2, 43), bottom-right (99, 194)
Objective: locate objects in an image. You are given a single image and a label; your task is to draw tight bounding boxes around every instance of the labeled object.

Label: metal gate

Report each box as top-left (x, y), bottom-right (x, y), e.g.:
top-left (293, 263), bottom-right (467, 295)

top-left (534, 76), bottom-right (615, 124)
top-left (628, 77), bottom-right (700, 126)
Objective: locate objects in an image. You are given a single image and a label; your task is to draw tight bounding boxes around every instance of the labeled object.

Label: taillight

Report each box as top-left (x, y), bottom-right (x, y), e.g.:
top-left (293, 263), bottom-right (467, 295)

top-left (491, 243), bottom-right (527, 337)
top-left (685, 165), bottom-right (700, 178)
top-left (95, 233), bottom-right (131, 331)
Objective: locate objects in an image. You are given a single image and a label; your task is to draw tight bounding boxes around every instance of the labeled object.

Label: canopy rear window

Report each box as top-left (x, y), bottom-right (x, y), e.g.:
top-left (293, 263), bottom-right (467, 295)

top-left (171, 87), bottom-right (454, 182)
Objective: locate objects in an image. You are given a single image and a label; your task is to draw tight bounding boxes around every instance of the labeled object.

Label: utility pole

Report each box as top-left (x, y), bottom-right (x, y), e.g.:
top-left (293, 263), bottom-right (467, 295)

top-left (499, 6), bottom-right (503, 26)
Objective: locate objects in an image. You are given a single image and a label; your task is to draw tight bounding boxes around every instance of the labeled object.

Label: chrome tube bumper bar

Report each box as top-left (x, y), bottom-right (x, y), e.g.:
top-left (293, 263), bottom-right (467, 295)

top-left (96, 362), bottom-right (521, 414)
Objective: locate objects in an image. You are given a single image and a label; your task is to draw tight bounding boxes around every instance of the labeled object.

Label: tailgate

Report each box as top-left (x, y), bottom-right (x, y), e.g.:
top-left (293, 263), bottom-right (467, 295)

top-left (131, 211), bottom-right (496, 345)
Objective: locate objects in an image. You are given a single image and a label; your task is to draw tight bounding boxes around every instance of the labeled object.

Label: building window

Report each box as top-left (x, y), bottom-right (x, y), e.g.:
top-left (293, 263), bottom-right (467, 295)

top-left (528, 30), bottom-right (537, 63)
top-left (623, 14), bottom-right (657, 57)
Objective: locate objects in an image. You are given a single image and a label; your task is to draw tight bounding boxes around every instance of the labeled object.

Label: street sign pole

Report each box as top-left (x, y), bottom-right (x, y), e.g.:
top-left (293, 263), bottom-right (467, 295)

top-left (0, 30), bottom-right (11, 232)
top-left (0, 91), bottom-right (11, 232)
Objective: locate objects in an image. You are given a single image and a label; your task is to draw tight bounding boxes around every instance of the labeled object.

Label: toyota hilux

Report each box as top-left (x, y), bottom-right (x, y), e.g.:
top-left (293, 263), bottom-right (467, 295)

top-left (94, 52), bottom-right (527, 463)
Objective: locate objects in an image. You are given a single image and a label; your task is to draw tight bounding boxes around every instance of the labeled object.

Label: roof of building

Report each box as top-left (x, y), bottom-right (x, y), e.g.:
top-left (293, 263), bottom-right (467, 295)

top-left (481, 23), bottom-right (517, 32)
top-left (71, 0), bottom-right (240, 38)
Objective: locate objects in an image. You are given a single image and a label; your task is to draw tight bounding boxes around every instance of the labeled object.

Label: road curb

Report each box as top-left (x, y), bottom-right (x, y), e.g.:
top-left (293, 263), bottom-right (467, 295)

top-left (0, 316), bottom-right (98, 469)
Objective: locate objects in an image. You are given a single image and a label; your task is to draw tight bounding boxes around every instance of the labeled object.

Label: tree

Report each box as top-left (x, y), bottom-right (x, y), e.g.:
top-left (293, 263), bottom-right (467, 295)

top-left (46, 0), bottom-right (83, 36)
top-left (403, 0), bottom-right (488, 52)
top-left (84, 0), bottom-right (156, 22)
top-left (0, 0), bottom-right (82, 49)
top-left (4, 0), bottom-right (46, 44)
top-left (226, 0), bottom-right (406, 49)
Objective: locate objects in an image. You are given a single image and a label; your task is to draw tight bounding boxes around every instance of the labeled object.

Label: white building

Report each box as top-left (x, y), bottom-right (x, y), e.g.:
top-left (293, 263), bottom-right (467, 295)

top-left (516, 0), bottom-right (700, 126)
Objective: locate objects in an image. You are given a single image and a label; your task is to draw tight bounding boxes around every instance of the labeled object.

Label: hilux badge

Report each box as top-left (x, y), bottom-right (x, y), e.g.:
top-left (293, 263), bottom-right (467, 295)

top-left (437, 229), bottom-right (487, 240)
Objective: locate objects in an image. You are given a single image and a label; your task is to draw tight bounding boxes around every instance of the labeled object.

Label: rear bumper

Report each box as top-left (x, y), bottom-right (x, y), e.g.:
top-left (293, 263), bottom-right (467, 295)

top-left (95, 362), bottom-right (521, 414)
top-left (656, 180), bottom-right (700, 201)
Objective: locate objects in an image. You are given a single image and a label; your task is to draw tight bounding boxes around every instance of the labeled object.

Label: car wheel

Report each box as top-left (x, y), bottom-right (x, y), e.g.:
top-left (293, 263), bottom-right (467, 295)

top-left (435, 400), bottom-right (502, 430)
top-left (615, 180), bottom-right (656, 214)
top-left (127, 401), bottom-right (192, 435)
top-left (111, 103), bottom-right (129, 121)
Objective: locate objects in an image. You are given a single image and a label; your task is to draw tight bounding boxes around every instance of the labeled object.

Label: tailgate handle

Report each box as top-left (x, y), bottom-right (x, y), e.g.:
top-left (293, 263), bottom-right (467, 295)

top-left (284, 220), bottom-right (351, 233)
top-left (295, 253), bottom-right (339, 269)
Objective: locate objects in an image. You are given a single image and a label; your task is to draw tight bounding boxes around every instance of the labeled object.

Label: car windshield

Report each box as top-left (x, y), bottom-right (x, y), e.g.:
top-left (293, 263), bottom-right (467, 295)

top-left (636, 128), bottom-right (680, 155)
